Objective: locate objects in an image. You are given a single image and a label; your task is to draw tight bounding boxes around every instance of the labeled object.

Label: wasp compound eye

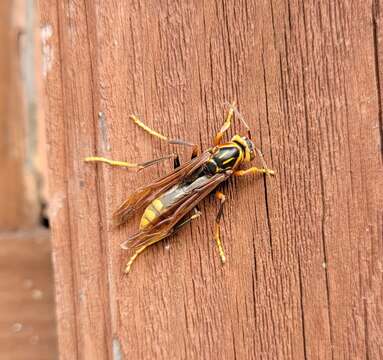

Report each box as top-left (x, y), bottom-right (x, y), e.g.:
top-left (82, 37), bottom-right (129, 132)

top-left (243, 137), bottom-right (256, 160)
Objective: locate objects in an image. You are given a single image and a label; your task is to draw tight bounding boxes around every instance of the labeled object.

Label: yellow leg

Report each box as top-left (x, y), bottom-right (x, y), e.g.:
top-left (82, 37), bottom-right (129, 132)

top-left (85, 156), bottom-right (141, 168)
top-left (130, 115), bottom-right (200, 158)
top-left (84, 154), bottom-right (174, 170)
top-left (214, 191), bottom-right (226, 264)
top-left (214, 101), bottom-right (236, 145)
top-left (164, 209), bottom-right (202, 249)
top-left (175, 209), bottom-right (201, 229)
top-left (215, 101), bottom-right (252, 145)
top-left (254, 148), bottom-right (274, 177)
top-left (124, 245), bottom-right (149, 274)
top-left (124, 210), bottom-right (201, 274)
top-left (130, 115), bottom-right (167, 141)
top-left (234, 166), bottom-right (275, 177)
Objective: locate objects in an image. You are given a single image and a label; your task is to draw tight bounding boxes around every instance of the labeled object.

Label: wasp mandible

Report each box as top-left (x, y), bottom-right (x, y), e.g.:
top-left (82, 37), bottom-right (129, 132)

top-left (85, 103), bottom-right (275, 274)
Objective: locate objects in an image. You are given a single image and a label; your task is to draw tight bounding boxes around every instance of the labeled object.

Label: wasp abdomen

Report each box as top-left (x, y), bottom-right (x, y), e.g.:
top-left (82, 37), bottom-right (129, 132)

top-left (139, 199), bottom-right (164, 229)
top-left (140, 186), bottom-right (186, 229)
top-left (139, 175), bottom-right (213, 230)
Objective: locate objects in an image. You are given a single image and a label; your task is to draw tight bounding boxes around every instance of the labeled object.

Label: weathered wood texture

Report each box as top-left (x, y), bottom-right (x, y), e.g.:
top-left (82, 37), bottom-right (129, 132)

top-left (0, 2), bottom-right (57, 359)
top-left (40, 1), bottom-right (382, 359)
top-left (0, 229), bottom-right (57, 360)
top-left (0, 1), bottom-right (25, 229)
top-left (0, 0), bottom-right (46, 229)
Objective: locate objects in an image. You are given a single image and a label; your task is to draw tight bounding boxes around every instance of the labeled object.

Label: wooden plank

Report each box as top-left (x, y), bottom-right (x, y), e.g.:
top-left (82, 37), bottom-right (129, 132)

top-left (0, 0), bottom-right (29, 229)
top-left (0, 0), bottom-right (41, 230)
top-left (0, 229), bottom-right (57, 360)
top-left (40, 0), bottom-right (383, 359)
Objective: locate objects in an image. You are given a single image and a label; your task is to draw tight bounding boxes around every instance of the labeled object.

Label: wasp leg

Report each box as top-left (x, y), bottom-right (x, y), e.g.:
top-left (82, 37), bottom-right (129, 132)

top-left (84, 154), bottom-right (175, 170)
top-left (130, 115), bottom-right (200, 158)
top-left (234, 166), bottom-right (275, 177)
top-left (215, 102), bottom-right (253, 145)
top-left (174, 209), bottom-right (202, 231)
top-left (124, 210), bottom-right (201, 274)
top-left (214, 101), bottom-right (236, 145)
top-left (214, 191), bottom-right (227, 264)
top-left (162, 208), bottom-right (202, 250)
top-left (124, 245), bottom-right (149, 274)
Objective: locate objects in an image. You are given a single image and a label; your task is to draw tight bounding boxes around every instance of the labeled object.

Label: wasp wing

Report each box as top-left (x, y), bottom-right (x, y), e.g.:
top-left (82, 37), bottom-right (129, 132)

top-left (120, 171), bottom-right (231, 250)
top-left (113, 151), bottom-right (212, 225)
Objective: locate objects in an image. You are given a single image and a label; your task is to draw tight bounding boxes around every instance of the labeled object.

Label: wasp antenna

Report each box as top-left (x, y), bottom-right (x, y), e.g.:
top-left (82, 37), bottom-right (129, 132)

top-left (255, 147), bottom-right (272, 176)
top-left (223, 101), bottom-right (250, 132)
top-left (234, 107), bottom-right (250, 131)
top-left (120, 241), bottom-right (129, 250)
top-left (223, 100), bottom-right (236, 111)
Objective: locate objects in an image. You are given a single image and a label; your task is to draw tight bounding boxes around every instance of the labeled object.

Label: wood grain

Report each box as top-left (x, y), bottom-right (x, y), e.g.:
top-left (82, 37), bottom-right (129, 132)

top-left (0, 229), bottom-right (57, 360)
top-left (40, 1), bottom-right (382, 359)
top-left (0, 0), bottom-right (41, 229)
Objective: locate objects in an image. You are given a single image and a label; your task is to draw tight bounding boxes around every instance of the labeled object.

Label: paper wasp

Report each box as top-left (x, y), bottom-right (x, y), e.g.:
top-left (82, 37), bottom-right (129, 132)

top-left (85, 103), bottom-right (275, 274)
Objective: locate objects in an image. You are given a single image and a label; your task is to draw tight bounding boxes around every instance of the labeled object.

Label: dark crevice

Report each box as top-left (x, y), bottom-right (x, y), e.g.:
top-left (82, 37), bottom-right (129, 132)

top-left (251, 234), bottom-right (258, 284)
top-left (299, 0), bottom-right (312, 173)
top-left (286, 0), bottom-right (293, 32)
top-left (39, 201), bottom-right (50, 228)
top-left (318, 158), bottom-right (335, 360)
top-left (250, 268), bottom-right (258, 358)
top-left (221, 0), bottom-right (235, 98)
top-left (363, 266), bottom-right (370, 360)
top-left (83, 1), bottom-right (112, 358)
top-left (262, 184), bottom-right (273, 257)
top-left (231, 323), bottom-right (238, 360)
top-left (372, 1), bottom-right (383, 161)
top-left (269, 0), bottom-right (277, 49)
top-left (261, 35), bottom-right (274, 261)
top-left (55, 0), bottom-right (80, 357)
top-left (297, 254), bottom-right (308, 360)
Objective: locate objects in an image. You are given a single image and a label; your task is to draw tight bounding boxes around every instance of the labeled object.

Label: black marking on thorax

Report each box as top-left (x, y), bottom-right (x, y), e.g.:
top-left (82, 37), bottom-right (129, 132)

top-left (212, 145), bottom-right (242, 171)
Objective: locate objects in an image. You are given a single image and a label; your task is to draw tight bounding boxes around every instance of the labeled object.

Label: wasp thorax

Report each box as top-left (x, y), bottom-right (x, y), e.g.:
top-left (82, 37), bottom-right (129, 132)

top-left (231, 135), bottom-right (256, 162)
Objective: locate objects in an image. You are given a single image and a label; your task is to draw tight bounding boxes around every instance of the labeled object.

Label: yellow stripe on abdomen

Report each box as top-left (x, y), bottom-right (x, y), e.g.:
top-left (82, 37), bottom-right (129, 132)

top-left (152, 199), bottom-right (164, 212)
top-left (139, 217), bottom-right (151, 229)
top-left (139, 200), bottom-right (164, 229)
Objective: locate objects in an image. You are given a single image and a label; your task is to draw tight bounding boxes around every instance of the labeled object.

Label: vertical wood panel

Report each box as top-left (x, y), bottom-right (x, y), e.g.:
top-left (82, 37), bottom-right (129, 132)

top-left (0, 2), bottom-right (57, 359)
top-left (40, 0), bottom-right (383, 359)
top-left (39, 0), bottom-right (112, 358)
top-left (0, 0), bottom-right (40, 229)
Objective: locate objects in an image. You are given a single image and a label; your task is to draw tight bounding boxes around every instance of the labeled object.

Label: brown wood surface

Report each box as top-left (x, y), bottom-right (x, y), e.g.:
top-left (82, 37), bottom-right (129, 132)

top-left (0, 2), bottom-right (56, 359)
top-left (0, 229), bottom-right (57, 360)
top-left (0, 0), bottom-right (40, 229)
top-left (40, 1), bottom-right (382, 359)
